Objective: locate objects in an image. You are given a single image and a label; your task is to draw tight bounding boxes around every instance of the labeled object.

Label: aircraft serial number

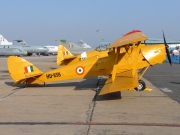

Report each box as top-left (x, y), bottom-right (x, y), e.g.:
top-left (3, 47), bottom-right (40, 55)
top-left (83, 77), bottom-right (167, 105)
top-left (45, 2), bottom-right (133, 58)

top-left (46, 72), bottom-right (61, 79)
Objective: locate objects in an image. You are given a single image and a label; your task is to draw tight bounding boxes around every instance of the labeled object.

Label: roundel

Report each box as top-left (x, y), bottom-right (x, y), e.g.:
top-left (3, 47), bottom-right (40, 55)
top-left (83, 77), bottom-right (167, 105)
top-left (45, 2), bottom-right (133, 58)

top-left (76, 66), bottom-right (84, 75)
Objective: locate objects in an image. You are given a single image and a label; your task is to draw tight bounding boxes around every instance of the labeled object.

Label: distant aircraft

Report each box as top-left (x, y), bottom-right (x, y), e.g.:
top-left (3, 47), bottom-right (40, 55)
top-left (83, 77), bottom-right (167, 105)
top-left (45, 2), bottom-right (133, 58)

top-left (0, 34), bottom-right (13, 45)
top-left (101, 37), bottom-right (180, 55)
top-left (0, 39), bottom-right (49, 56)
top-left (142, 38), bottom-right (180, 44)
top-left (44, 46), bottom-right (58, 55)
top-left (101, 38), bottom-right (180, 46)
top-left (14, 40), bottom-right (59, 56)
top-left (143, 38), bottom-right (180, 54)
top-left (0, 35), bottom-right (27, 56)
top-left (8, 30), bottom-right (171, 96)
top-left (77, 40), bottom-right (92, 48)
top-left (0, 48), bottom-right (27, 56)
top-left (56, 40), bottom-right (94, 55)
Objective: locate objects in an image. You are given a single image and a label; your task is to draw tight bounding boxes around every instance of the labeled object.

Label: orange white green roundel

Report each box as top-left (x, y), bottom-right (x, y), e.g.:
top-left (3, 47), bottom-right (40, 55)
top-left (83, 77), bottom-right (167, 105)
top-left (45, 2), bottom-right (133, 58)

top-left (76, 66), bottom-right (84, 75)
top-left (24, 66), bottom-right (34, 73)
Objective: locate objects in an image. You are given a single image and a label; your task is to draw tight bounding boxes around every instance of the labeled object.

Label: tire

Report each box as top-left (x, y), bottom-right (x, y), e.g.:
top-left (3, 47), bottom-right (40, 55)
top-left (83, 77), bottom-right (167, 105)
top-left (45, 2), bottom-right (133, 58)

top-left (135, 80), bottom-right (146, 91)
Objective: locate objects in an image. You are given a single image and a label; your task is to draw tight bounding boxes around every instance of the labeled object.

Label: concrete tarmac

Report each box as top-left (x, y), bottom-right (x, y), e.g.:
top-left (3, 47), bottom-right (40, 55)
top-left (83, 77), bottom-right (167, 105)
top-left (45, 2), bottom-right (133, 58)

top-left (0, 56), bottom-right (180, 135)
top-left (144, 62), bottom-right (180, 103)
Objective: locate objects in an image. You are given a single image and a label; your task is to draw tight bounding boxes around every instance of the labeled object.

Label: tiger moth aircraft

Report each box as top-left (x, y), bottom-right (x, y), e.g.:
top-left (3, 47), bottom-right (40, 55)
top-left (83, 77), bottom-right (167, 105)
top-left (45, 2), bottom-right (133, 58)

top-left (7, 30), bottom-right (171, 95)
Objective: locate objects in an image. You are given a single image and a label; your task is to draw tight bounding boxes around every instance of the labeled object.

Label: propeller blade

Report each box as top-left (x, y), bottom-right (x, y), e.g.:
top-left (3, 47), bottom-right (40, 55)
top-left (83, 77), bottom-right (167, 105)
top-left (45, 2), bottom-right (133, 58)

top-left (162, 31), bottom-right (172, 66)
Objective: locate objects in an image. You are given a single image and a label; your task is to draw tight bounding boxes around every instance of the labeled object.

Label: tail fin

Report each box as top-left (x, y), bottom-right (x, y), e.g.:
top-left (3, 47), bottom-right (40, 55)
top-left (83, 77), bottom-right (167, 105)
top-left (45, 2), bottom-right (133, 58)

top-left (0, 34), bottom-right (13, 45)
top-left (56, 45), bottom-right (76, 66)
top-left (8, 56), bottom-right (43, 85)
top-left (56, 40), bottom-right (84, 49)
top-left (78, 40), bottom-right (92, 48)
top-left (13, 40), bottom-right (27, 45)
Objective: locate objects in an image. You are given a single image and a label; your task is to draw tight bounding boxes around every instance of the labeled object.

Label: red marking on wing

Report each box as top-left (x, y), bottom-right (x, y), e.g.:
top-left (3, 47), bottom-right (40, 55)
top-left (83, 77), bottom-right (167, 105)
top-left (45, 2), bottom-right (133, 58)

top-left (124, 30), bottom-right (142, 36)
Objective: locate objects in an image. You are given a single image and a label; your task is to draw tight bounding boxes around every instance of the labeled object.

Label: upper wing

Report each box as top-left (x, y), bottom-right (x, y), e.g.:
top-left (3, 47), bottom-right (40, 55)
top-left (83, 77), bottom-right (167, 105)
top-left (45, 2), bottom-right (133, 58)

top-left (13, 73), bottom-right (43, 86)
top-left (109, 30), bottom-right (148, 48)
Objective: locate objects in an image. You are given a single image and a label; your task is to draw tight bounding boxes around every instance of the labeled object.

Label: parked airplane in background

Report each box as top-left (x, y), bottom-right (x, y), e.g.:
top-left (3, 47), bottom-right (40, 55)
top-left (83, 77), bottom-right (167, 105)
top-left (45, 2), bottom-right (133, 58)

top-left (0, 35), bottom-right (49, 56)
top-left (0, 48), bottom-right (27, 56)
top-left (77, 40), bottom-right (92, 48)
top-left (44, 46), bottom-right (58, 55)
top-left (56, 40), bottom-right (94, 55)
top-left (0, 34), bottom-right (13, 45)
top-left (0, 35), bottom-right (27, 56)
top-left (101, 38), bottom-right (180, 47)
top-left (143, 38), bottom-right (180, 45)
top-left (13, 40), bottom-right (50, 56)
top-left (0, 44), bottom-right (49, 56)
top-left (14, 40), bottom-right (59, 56)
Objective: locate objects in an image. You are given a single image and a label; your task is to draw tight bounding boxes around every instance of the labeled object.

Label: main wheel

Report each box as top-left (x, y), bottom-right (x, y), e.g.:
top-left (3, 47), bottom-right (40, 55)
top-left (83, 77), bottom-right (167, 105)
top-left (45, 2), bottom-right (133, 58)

top-left (135, 80), bottom-right (146, 91)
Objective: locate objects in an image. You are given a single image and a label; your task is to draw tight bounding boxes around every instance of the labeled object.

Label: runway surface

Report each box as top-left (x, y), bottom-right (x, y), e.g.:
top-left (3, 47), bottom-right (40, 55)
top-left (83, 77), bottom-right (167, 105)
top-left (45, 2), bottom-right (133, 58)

top-left (144, 62), bottom-right (180, 103)
top-left (0, 56), bottom-right (180, 135)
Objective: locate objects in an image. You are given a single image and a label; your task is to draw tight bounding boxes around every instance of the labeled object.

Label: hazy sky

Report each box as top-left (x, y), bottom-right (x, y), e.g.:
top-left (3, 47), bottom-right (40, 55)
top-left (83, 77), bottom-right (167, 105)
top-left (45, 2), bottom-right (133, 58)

top-left (1, 0), bottom-right (180, 47)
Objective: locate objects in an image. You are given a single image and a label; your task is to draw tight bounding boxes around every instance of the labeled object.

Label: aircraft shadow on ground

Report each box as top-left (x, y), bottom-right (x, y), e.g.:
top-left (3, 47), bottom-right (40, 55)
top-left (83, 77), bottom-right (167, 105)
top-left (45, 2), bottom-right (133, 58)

top-left (4, 77), bottom-right (101, 91)
top-left (4, 82), bottom-right (27, 91)
top-left (5, 77), bottom-right (122, 100)
top-left (95, 91), bottom-right (122, 101)
top-left (5, 81), bottom-right (93, 90)
top-left (0, 70), bottom-right (9, 73)
top-left (170, 82), bottom-right (180, 84)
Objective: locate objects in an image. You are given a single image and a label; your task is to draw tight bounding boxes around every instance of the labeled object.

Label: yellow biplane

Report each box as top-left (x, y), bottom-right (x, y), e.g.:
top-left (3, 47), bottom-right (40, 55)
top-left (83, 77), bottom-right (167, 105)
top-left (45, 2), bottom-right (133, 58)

top-left (8, 30), bottom-right (171, 95)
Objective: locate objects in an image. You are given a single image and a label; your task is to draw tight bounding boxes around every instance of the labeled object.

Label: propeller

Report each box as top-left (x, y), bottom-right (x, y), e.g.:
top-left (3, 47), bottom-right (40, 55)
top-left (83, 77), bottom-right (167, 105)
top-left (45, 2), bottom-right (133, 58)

top-left (162, 31), bottom-right (172, 66)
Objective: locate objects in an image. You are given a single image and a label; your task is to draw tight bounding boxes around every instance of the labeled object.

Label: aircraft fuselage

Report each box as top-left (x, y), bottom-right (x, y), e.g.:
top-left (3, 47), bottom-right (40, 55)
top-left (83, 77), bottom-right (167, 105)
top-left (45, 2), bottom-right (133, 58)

top-left (0, 45), bottom-right (49, 54)
top-left (26, 44), bottom-right (166, 85)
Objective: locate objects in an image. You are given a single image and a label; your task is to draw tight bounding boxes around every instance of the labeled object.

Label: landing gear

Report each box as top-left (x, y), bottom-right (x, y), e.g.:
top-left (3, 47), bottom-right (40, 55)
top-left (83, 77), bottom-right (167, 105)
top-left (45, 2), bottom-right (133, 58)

top-left (135, 80), bottom-right (146, 91)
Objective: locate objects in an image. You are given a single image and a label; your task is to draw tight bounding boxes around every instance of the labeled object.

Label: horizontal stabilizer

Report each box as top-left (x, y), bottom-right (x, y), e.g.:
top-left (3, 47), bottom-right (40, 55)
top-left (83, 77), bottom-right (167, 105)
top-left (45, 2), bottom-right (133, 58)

top-left (109, 30), bottom-right (148, 48)
top-left (99, 70), bottom-right (138, 95)
top-left (63, 55), bottom-right (77, 60)
top-left (13, 73), bottom-right (43, 86)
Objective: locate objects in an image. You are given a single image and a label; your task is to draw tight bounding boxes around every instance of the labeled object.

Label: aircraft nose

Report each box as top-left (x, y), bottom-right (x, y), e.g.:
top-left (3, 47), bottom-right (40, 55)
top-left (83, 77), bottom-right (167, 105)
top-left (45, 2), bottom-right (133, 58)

top-left (141, 44), bottom-right (166, 65)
